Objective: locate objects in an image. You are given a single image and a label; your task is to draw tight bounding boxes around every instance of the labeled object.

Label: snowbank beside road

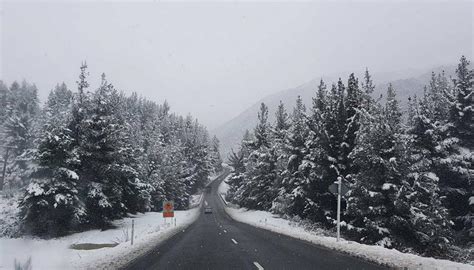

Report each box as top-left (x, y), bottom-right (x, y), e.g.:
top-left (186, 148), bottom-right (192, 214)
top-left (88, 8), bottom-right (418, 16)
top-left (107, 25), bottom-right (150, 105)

top-left (0, 209), bottom-right (200, 270)
top-left (219, 180), bottom-right (473, 270)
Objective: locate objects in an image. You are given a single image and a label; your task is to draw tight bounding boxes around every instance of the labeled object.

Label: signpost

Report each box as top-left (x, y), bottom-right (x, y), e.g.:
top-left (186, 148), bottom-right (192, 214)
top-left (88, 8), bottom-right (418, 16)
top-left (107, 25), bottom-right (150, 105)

top-left (163, 201), bottom-right (174, 218)
top-left (328, 177), bottom-right (350, 242)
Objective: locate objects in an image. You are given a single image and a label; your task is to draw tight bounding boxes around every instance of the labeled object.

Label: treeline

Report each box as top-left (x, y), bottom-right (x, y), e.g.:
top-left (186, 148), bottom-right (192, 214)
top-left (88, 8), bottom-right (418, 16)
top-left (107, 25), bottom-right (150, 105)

top-left (0, 63), bottom-right (222, 236)
top-left (227, 56), bottom-right (472, 257)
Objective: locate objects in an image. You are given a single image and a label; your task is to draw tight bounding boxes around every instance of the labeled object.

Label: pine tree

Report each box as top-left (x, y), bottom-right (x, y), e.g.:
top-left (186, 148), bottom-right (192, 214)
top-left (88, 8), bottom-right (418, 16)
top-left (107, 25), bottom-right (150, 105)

top-left (361, 68), bottom-right (375, 111)
top-left (449, 56), bottom-right (473, 147)
top-left (403, 82), bottom-right (454, 253)
top-left (279, 96), bottom-right (310, 216)
top-left (20, 101), bottom-right (83, 236)
top-left (15, 63), bottom-right (216, 235)
top-left (3, 81), bottom-right (40, 188)
top-left (343, 73), bottom-right (363, 179)
top-left (254, 103), bottom-right (271, 149)
top-left (235, 103), bottom-right (277, 210)
top-left (347, 85), bottom-right (409, 248)
top-left (226, 133), bottom-right (248, 201)
top-left (0, 80), bottom-right (9, 124)
top-left (441, 56), bottom-right (473, 235)
top-left (210, 135), bottom-right (223, 173)
top-left (303, 79), bottom-right (337, 224)
top-left (270, 101), bottom-right (291, 214)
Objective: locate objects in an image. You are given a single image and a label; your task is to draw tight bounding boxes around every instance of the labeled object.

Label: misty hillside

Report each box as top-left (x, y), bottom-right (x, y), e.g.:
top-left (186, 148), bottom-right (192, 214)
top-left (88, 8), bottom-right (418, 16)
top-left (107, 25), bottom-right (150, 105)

top-left (212, 65), bottom-right (456, 157)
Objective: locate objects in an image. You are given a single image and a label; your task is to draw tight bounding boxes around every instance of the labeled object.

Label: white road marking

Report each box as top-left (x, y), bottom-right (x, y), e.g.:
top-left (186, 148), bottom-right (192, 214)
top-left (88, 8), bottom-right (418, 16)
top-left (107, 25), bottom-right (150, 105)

top-left (204, 201), bottom-right (208, 206)
top-left (253, 262), bottom-right (264, 270)
top-left (223, 230), bottom-right (227, 233)
top-left (231, 238), bottom-right (238, 244)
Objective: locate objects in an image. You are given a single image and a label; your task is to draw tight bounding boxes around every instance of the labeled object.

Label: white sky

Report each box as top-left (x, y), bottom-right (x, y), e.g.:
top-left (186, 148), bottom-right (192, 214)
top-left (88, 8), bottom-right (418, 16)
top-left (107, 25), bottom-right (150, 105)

top-left (1, 1), bottom-right (472, 129)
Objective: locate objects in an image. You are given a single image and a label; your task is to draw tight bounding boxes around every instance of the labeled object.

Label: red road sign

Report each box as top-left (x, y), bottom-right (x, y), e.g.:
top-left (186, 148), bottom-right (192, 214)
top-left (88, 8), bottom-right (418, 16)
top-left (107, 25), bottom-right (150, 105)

top-left (163, 201), bottom-right (174, 218)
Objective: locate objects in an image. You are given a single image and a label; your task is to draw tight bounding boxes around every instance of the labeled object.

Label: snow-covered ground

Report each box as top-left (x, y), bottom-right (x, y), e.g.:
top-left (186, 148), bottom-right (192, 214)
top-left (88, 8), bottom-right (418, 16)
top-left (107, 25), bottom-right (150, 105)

top-left (0, 200), bottom-right (200, 270)
top-left (218, 178), bottom-right (474, 270)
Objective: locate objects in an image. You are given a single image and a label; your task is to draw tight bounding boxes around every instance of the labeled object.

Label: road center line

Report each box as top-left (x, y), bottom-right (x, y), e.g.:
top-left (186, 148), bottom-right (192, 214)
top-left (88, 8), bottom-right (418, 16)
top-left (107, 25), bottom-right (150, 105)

top-left (253, 262), bottom-right (264, 270)
top-left (223, 229), bottom-right (227, 233)
top-left (231, 238), bottom-right (238, 244)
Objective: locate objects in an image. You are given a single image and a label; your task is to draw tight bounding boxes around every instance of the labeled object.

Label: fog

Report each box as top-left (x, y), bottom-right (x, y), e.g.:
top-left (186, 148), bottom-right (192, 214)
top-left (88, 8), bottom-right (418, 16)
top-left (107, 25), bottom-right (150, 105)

top-left (1, 1), bottom-right (472, 129)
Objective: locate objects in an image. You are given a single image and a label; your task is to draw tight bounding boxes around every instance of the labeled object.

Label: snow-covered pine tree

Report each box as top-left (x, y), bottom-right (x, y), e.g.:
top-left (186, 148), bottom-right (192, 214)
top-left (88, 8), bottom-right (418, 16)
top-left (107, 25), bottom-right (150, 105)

top-left (16, 62), bottom-right (217, 235)
top-left (183, 118), bottom-right (212, 195)
top-left (442, 56), bottom-right (473, 237)
top-left (227, 148), bottom-right (245, 196)
top-left (210, 135), bottom-right (223, 173)
top-left (324, 83), bottom-right (344, 182)
top-left (20, 84), bottom-right (83, 236)
top-left (361, 68), bottom-right (375, 112)
top-left (2, 81), bottom-right (40, 189)
top-left (331, 79), bottom-right (348, 179)
top-left (406, 96), bottom-right (417, 128)
top-left (234, 103), bottom-right (277, 210)
top-left (0, 80), bottom-right (9, 124)
top-left (343, 73), bottom-right (362, 179)
top-left (78, 73), bottom-right (149, 226)
top-left (449, 56), bottom-right (473, 147)
top-left (302, 79), bottom-right (337, 224)
top-left (160, 143), bottom-right (190, 210)
top-left (278, 96), bottom-right (311, 217)
top-left (402, 78), bottom-right (455, 254)
top-left (347, 84), bottom-right (410, 248)
top-left (270, 101), bottom-right (291, 214)
top-left (227, 131), bottom-right (253, 202)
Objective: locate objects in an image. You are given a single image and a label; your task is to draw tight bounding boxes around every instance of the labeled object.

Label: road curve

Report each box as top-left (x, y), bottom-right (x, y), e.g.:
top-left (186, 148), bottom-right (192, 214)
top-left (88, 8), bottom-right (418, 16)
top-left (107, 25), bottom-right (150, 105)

top-left (122, 172), bottom-right (387, 270)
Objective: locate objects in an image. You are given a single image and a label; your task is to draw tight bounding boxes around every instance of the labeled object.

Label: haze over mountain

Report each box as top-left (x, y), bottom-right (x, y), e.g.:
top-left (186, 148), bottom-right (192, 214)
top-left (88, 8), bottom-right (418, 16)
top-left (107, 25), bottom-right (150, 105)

top-left (212, 64), bottom-right (457, 157)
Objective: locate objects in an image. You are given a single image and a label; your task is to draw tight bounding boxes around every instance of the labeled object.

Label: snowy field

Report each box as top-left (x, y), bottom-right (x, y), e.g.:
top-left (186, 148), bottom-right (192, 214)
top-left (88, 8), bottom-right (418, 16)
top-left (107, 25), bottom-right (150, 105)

top-left (0, 202), bottom-right (200, 270)
top-left (219, 178), bottom-right (474, 270)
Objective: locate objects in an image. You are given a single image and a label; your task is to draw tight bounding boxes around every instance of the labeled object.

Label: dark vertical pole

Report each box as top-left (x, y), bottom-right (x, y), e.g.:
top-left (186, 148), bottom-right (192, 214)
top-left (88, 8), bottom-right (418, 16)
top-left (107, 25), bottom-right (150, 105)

top-left (131, 219), bottom-right (134, 245)
top-left (0, 148), bottom-right (9, 191)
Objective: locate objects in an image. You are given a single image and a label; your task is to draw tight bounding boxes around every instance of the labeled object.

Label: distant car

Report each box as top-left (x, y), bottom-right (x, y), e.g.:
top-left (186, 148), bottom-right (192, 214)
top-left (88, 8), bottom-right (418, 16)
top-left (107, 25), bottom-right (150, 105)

top-left (204, 207), bottom-right (213, 214)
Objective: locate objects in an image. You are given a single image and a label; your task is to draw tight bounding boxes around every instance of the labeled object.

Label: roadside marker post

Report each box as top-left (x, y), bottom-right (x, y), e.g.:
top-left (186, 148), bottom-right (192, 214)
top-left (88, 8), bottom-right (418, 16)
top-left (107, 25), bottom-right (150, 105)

top-left (329, 177), bottom-right (349, 242)
top-left (337, 176), bottom-right (341, 242)
top-left (131, 220), bottom-right (135, 245)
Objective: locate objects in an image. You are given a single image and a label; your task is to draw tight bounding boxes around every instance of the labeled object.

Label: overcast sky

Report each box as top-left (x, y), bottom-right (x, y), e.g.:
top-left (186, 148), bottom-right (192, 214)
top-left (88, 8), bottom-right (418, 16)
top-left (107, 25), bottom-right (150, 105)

top-left (1, 1), bottom-right (472, 129)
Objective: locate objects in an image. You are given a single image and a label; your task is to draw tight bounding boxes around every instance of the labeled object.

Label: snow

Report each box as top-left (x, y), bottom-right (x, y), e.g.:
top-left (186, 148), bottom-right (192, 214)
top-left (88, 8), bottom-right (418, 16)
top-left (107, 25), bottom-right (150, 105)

top-left (26, 182), bottom-right (44, 196)
top-left (368, 191), bottom-right (378, 198)
top-left (381, 183), bottom-right (396, 190)
top-left (0, 209), bottom-right (200, 270)
top-left (425, 172), bottom-right (439, 181)
top-left (219, 181), bottom-right (474, 270)
top-left (60, 168), bottom-right (79, 180)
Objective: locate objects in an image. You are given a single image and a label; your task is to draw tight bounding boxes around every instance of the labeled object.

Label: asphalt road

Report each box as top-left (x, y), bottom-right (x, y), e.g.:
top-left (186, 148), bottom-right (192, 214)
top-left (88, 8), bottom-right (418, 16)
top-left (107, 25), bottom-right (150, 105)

top-left (123, 172), bottom-right (387, 270)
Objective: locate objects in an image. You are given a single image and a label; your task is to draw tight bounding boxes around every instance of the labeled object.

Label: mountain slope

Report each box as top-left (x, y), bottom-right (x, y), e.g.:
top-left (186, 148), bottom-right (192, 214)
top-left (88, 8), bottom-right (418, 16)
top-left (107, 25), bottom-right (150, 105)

top-left (212, 65), bottom-right (456, 157)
